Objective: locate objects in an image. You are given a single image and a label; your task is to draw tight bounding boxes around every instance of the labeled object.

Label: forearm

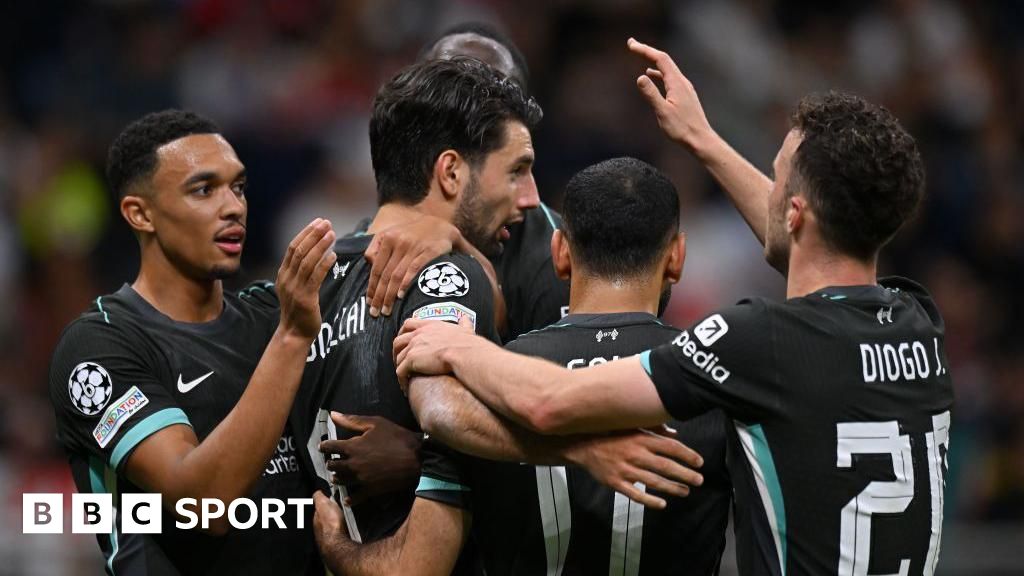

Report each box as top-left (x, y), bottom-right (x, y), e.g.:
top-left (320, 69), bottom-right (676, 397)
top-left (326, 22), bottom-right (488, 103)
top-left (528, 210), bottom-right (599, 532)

top-left (320, 522), bottom-right (407, 576)
top-left (440, 342), bottom-right (570, 434)
top-left (690, 129), bottom-right (772, 244)
top-left (178, 328), bottom-right (309, 502)
top-left (409, 375), bottom-right (580, 465)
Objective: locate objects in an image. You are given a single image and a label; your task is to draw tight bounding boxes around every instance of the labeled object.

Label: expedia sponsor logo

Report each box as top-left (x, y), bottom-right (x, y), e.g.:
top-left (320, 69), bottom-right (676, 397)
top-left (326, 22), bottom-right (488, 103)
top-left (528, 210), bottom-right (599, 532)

top-left (672, 330), bottom-right (731, 383)
top-left (411, 302), bottom-right (477, 329)
top-left (93, 386), bottom-right (149, 448)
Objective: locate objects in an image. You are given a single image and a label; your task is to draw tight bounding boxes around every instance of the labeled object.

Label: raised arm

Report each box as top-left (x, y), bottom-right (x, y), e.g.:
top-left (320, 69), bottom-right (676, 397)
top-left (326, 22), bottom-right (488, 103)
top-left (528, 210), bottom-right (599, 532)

top-left (628, 38), bottom-right (772, 245)
top-left (408, 374), bottom-right (702, 508)
top-left (124, 219), bottom-right (336, 534)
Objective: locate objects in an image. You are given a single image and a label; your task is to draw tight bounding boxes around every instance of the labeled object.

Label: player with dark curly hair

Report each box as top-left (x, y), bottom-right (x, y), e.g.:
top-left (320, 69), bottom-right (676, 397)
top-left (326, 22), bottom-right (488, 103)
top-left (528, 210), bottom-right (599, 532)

top-left (393, 40), bottom-right (953, 576)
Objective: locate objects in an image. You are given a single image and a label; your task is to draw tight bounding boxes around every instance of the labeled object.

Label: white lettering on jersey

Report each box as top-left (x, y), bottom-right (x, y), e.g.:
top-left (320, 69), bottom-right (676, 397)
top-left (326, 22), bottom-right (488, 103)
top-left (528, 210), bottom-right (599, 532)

top-left (859, 340), bottom-right (933, 383)
top-left (672, 330), bottom-right (731, 383)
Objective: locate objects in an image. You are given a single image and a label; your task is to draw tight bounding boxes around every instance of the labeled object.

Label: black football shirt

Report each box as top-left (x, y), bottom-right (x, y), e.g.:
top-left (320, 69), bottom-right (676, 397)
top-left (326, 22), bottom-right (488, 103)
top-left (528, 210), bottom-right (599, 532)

top-left (417, 312), bottom-right (732, 575)
top-left (643, 277), bottom-right (954, 576)
top-left (291, 233), bottom-right (499, 545)
top-left (49, 283), bottom-right (319, 576)
top-left (351, 203), bottom-right (569, 340)
top-left (495, 203), bottom-right (570, 340)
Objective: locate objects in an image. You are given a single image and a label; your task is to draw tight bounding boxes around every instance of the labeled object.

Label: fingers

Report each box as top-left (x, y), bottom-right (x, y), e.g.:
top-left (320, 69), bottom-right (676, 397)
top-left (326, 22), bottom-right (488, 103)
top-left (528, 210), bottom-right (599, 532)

top-left (393, 326), bottom-right (415, 360)
top-left (636, 74), bottom-right (666, 108)
top-left (280, 218), bottom-right (324, 278)
top-left (378, 251), bottom-right (416, 316)
top-left (627, 37), bottom-right (686, 94)
top-left (366, 238), bottom-right (393, 317)
top-left (296, 227), bottom-right (336, 286)
top-left (319, 437), bottom-right (350, 458)
top-left (396, 252), bottom-right (432, 300)
top-left (632, 469), bottom-right (691, 499)
top-left (457, 314), bottom-right (474, 332)
top-left (636, 449), bottom-right (704, 489)
top-left (331, 411), bottom-right (374, 433)
top-left (645, 433), bottom-right (704, 469)
top-left (327, 458), bottom-right (358, 483)
top-left (613, 480), bottom-right (667, 509)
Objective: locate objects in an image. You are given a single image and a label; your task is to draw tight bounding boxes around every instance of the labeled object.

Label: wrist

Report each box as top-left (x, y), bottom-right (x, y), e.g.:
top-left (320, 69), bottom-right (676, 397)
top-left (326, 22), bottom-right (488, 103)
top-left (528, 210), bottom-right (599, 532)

top-left (272, 325), bottom-right (316, 350)
top-left (686, 126), bottom-right (719, 162)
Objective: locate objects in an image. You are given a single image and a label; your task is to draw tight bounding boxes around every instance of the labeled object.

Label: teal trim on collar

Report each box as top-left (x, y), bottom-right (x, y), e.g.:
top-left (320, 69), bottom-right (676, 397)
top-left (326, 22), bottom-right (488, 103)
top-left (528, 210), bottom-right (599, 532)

top-left (539, 202), bottom-right (558, 230)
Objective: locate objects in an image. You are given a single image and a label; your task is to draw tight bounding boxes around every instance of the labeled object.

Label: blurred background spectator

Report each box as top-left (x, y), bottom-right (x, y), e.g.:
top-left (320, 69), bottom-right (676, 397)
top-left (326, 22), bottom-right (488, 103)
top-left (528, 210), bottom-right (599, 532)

top-left (1, 0), bottom-right (1021, 573)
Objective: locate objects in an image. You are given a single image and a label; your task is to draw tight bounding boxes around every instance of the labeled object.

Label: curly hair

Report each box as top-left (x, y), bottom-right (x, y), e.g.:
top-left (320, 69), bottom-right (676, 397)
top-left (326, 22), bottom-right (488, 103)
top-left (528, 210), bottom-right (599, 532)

top-left (106, 109), bottom-right (220, 198)
top-left (789, 92), bottom-right (925, 260)
top-left (370, 56), bottom-right (542, 206)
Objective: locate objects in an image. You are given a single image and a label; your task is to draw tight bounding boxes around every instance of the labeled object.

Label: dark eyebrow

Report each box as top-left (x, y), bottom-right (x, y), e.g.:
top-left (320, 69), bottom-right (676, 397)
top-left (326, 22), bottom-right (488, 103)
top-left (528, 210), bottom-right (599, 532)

top-left (183, 168), bottom-right (247, 188)
top-left (513, 154), bottom-right (534, 166)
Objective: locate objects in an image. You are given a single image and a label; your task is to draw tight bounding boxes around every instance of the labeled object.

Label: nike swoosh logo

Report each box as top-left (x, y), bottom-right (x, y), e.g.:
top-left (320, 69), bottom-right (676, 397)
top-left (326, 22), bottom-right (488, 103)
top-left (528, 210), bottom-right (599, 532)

top-left (177, 371), bottom-right (214, 394)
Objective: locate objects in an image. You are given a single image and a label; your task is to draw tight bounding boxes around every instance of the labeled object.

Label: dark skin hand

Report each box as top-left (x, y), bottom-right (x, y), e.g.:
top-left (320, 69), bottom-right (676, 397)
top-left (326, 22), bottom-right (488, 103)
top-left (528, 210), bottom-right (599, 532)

top-left (319, 412), bottom-right (423, 506)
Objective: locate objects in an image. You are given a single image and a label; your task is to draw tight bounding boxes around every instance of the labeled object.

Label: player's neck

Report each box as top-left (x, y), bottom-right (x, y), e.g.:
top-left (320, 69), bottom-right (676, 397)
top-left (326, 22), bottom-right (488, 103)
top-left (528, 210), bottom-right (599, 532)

top-left (567, 274), bottom-right (660, 315)
top-left (369, 200), bottom-right (449, 234)
top-left (133, 248), bottom-right (224, 323)
top-left (785, 245), bottom-right (877, 299)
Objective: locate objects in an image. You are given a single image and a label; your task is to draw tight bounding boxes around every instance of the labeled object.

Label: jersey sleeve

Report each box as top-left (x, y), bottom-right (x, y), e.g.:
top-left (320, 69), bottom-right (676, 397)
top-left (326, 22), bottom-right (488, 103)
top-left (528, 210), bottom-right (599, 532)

top-left (641, 298), bottom-right (779, 423)
top-left (415, 438), bottom-right (472, 510)
top-left (48, 317), bottom-right (191, 472)
top-left (399, 254), bottom-right (500, 344)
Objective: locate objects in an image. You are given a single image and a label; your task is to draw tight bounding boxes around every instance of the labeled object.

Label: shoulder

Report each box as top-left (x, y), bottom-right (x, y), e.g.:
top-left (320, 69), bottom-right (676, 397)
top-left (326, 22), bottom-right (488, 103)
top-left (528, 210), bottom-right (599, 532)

top-left (879, 275), bottom-right (944, 328)
top-left (411, 254), bottom-right (489, 300)
top-left (504, 321), bottom-right (572, 354)
top-left (234, 280), bottom-right (279, 313)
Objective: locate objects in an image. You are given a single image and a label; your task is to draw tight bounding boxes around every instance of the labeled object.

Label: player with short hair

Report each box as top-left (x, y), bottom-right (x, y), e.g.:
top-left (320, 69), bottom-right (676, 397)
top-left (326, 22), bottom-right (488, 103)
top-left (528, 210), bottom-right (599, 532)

top-left (49, 110), bottom-right (335, 574)
top-left (310, 156), bottom-right (713, 575)
top-left (361, 22), bottom-right (570, 340)
top-left (394, 40), bottom-right (954, 576)
top-left (291, 56), bottom-right (542, 548)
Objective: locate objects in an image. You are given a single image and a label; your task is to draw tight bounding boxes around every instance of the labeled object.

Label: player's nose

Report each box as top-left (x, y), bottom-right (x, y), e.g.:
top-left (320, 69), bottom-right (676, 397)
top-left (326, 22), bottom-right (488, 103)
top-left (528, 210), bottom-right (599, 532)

top-left (517, 176), bottom-right (540, 210)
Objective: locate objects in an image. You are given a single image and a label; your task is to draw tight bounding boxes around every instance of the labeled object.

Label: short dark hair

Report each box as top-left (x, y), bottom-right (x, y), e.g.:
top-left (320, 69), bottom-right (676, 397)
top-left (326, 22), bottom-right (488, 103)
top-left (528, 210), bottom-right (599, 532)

top-left (106, 109), bottom-right (220, 198)
top-left (561, 157), bottom-right (680, 279)
top-left (789, 91), bottom-right (925, 260)
top-left (420, 21), bottom-right (530, 90)
top-left (369, 57), bottom-right (542, 206)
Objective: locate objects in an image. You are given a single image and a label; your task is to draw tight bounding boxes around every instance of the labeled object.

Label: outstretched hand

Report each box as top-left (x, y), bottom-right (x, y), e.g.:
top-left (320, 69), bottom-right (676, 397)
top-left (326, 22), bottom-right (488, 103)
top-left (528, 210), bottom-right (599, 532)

top-left (627, 38), bottom-right (714, 152)
top-left (568, 427), bottom-right (705, 509)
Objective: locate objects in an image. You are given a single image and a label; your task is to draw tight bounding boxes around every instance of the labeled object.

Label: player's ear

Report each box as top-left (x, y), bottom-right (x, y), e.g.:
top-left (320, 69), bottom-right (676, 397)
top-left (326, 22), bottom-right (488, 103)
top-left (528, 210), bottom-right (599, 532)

top-left (664, 232), bottom-right (685, 285)
top-left (551, 230), bottom-right (572, 281)
top-left (434, 150), bottom-right (464, 201)
top-left (121, 193), bottom-right (155, 235)
top-left (787, 195), bottom-right (806, 235)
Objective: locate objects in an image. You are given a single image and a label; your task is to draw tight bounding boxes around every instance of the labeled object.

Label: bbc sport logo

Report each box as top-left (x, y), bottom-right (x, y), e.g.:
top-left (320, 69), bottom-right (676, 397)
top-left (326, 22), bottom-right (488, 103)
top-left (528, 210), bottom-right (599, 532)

top-left (23, 493), bottom-right (313, 534)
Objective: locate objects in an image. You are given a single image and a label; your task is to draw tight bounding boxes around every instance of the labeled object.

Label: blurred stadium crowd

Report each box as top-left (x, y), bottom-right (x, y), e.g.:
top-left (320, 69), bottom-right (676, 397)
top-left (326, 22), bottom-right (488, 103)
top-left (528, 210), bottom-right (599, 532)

top-left (0, 0), bottom-right (1021, 573)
